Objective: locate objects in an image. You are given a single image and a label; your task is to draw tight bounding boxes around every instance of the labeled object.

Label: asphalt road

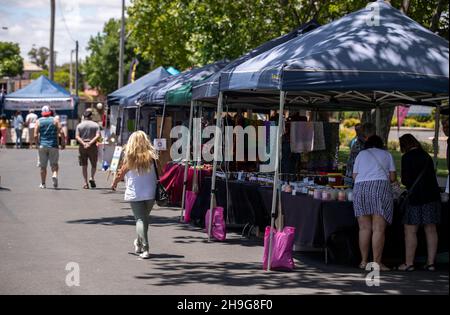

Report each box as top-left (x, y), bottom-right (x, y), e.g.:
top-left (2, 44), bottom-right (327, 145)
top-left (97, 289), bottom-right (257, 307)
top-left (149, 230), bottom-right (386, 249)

top-left (0, 148), bottom-right (448, 295)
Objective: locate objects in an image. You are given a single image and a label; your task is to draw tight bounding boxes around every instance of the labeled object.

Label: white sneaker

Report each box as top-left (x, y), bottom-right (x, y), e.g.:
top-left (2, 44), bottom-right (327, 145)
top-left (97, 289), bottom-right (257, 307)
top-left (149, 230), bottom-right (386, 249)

top-left (133, 239), bottom-right (143, 254)
top-left (52, 176), bottom-right (58, 188)
top-left (139, 251), bottom-right (150, 259)
top-left (39, 183), bottom-right (46, 189)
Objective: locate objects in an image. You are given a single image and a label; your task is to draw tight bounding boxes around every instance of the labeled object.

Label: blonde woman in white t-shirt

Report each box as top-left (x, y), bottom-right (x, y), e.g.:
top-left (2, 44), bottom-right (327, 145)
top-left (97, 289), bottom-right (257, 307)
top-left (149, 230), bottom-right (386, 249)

top-left (112, 131), bottom-right (158, 259)
top-left (353, 135), bottom-right (397, 271)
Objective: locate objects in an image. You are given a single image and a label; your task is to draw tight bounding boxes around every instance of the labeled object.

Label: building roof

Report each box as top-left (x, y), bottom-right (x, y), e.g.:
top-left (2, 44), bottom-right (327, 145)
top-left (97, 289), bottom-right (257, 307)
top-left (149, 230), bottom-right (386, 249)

top-left (23, 61), bottom-right (43, 72)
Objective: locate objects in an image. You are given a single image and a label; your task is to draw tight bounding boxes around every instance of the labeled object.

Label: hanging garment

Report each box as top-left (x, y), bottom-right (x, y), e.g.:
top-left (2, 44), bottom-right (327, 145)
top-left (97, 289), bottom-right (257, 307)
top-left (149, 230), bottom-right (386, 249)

top-left (290, 121), bottom-right (314, 153)
top-left (312, 122), bottom-right (326, 151)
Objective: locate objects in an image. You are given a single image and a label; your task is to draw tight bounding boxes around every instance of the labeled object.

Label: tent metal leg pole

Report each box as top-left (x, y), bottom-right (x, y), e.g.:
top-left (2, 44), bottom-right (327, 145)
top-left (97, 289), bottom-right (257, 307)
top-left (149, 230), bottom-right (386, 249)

top-left (208, 92), bottom-right (224, 242)
top-left (375, 106), bottom-right (381, 136)
top-left (119, 107), bottom-right (124, 145)
top-left (433, 105), bottom-right (440, 169)
top-left (267, 90), bottom-right (285, 271)
top-left (180, 100), bottom-right (195, 222)
top-left (159, 103), bottom-right (167, 139)
top-left (135, 106), bottom-right (140, 131)
top-left (198, 106), bottom-right (203, 168)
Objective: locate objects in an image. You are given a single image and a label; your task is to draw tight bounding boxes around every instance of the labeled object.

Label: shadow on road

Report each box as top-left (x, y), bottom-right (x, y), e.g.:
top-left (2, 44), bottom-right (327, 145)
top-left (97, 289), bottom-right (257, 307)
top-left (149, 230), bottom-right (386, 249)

top-left (134, 259), bottom-right (449, 294)
top-left (66, 214), bottom-right (184, 227)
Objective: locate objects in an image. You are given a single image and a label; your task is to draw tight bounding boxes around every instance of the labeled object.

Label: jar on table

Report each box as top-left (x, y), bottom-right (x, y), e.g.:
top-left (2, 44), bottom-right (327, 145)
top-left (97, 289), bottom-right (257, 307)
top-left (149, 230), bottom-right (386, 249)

top-left (346, 189), bottom-right (354, 202)
top-left (314, 189), bottom-right (322, 200)
top-left (338, 189), bottom-right (346, 202)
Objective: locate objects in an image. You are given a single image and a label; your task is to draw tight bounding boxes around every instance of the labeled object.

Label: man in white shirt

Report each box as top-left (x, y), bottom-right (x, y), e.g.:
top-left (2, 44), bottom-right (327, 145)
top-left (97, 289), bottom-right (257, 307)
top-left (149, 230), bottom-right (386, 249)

top-left (26, 110), bottom-right (38, 149)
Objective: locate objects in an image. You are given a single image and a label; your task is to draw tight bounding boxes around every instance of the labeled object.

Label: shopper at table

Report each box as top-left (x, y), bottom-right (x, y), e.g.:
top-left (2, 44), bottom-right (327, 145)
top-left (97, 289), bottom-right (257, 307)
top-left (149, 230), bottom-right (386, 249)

top-left (12, 111), bottom-right (24, 149)
top-left (0, 115), bottom-right (9, 148)
top-left (345, 122), bottom-right (376, 186)
top-left (25, 110), bottom-right (38, 149)
top-left (442, 116), bottom-right (449, 194)
top-left (349, 123), bottom-right (361, 149)
top-left (397, 134), bottom-right (441, 272)
top-left (353, 135), bottom-right (396, 271)
top-left (111, 131), bottom-right (158, 260)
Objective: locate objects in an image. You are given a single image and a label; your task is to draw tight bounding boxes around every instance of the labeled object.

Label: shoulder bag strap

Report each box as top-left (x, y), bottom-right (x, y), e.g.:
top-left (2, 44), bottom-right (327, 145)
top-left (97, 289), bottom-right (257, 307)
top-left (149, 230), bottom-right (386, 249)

top-left (152, 160), bottom-right (160, 181)
top-left (366, 149), bottom-right (390, 180)
top-left (406, 163), bottom-right (428, 197)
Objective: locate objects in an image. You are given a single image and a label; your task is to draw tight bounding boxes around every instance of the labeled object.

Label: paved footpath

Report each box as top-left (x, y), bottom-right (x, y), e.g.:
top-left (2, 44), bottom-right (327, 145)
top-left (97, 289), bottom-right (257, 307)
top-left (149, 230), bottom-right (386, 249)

top-left (0, 148), bottom-right (448, 295)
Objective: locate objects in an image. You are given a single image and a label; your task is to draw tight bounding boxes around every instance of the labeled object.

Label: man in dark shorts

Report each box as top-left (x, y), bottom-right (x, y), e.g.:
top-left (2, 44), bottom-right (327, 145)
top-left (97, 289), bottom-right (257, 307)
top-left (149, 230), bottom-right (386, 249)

top-left (76, 109), bottom-right (100, 189)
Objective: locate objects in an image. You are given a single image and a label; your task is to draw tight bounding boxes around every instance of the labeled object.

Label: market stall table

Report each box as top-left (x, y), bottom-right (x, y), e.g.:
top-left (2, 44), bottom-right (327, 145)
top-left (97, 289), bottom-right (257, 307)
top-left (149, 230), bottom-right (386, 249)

top-left (159, 162), bottom-right (211, 205)
top-left (189, 177), bottom-right (273, 231)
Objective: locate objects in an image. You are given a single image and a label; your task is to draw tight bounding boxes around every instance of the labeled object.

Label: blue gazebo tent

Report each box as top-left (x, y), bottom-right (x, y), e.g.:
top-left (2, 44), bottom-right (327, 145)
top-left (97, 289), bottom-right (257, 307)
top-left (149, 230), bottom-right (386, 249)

top-left (138, 60), bottom-right (228, 107)
top-left (207, 0), bottom-right (449, 268)
top-left (191, 20), bottom-right (319, 104)
top-left (3, 75), bottom-right (73, 110)
top-left (219, 0), bottom-right (448, 109)
top-left (107, 66), bottom-right (171, 108)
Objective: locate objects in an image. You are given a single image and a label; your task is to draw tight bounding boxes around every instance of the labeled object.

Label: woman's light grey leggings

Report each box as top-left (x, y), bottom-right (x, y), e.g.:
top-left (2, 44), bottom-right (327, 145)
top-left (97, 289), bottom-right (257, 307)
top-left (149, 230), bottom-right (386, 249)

top-left (130, 200), bottom-right (155, 251)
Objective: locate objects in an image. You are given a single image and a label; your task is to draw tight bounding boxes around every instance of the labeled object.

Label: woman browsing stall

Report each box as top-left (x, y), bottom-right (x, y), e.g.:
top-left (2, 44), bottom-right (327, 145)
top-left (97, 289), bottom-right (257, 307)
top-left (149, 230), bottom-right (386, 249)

top-left (352, 135), bottom-right (397, 271)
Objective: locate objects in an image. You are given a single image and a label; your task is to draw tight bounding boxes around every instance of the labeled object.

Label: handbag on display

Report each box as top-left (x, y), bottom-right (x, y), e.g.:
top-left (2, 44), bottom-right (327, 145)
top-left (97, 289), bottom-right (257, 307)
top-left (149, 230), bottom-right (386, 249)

top-left (205, 207), bottom-right (226, 241)
top-left (184, 190), bottom-right (198, 223)
top-left (153, 161), bottom-right (169, 207)
top-left (184, 164), bottom-right (200, 222)
top-left (263, 226), bottom-right (296, 271)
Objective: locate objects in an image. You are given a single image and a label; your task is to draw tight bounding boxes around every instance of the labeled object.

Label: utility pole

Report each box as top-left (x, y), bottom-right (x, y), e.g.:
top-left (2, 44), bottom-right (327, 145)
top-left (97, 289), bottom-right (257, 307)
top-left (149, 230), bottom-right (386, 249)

top-left (69, 50), bottom-right (74, 94)
top-left (75, 41), bottom-right (79, 97)
top-left (118, 0), bottom-right (125, 89)
top-left (49, 0), bottom-right (55, 80)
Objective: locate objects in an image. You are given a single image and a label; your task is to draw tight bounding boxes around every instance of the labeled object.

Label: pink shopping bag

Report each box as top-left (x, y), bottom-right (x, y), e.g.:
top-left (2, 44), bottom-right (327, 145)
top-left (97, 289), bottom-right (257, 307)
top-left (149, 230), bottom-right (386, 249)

top-left (263, 226), bottom-right (296, 271)
top-left (184, 190), bottom-right (198, 223)
top-left (205, 207), bottom-right (226, 241)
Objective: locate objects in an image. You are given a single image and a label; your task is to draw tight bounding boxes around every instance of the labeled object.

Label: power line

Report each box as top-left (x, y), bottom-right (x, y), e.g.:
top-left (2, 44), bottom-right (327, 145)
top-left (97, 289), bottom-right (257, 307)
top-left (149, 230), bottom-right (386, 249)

top-left (57, 0), bottom-right (76, 43)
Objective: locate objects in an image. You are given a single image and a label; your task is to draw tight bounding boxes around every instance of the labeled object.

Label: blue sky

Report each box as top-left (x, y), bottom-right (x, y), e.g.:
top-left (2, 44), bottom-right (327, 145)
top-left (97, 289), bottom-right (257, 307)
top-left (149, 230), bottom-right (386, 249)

top-left (0, 0), bottom-right (131, 65)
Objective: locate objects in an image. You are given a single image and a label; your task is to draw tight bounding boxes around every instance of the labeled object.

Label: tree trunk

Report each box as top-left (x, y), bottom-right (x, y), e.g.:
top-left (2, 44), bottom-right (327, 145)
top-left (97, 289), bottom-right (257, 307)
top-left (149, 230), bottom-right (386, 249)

top-left (400, 0), bottom-right (411, 14)
top-left (431, 0), bottom-right (446, 33)
top-left (361, 107), bottom-right (395, 146)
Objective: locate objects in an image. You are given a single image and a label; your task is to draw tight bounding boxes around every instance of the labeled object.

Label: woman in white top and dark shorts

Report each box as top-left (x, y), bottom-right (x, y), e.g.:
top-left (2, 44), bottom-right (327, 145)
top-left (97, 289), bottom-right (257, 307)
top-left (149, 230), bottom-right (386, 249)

top-left (353, 135), bottom-right (397, 271)
top-left (112, 131), bottom-right (158, 259)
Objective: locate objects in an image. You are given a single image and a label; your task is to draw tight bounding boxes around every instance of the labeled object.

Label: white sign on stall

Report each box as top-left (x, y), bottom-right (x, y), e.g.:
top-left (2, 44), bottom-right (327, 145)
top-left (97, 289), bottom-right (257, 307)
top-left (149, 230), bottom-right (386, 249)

top-left (153, 138), bottom-right (167, 151)
top-left (109, 146), bottom-right (123, 173)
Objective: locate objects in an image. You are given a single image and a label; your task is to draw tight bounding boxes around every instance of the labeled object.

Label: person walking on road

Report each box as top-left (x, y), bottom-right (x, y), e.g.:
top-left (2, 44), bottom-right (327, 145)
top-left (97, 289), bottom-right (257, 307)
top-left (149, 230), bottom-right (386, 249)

top-left (25, 110), bottom-right (38, 149)
top-left (111, 131), bottom-right (158, 259)
top-left (12, 111), bottom-right (24, 149)
top-left (75, 109), bottom-right (100, 189)
top-left (34, 106), bottom-right (65, 189)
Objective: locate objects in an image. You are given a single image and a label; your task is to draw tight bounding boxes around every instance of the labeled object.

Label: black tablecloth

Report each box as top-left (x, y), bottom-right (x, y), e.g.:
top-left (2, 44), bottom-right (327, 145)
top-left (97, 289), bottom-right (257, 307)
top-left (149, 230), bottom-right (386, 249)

top-left (282, 193), bottom-right (326, 248)
top-left (191, 178), bottom-right (448, 263)
top-left (190, 177), bottom-right (273, 231)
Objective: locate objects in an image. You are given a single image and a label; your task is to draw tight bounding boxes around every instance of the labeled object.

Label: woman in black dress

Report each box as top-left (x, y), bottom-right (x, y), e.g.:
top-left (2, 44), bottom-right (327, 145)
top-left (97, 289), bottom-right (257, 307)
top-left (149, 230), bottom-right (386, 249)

top-left (398, 134), bottom-right (441, 271)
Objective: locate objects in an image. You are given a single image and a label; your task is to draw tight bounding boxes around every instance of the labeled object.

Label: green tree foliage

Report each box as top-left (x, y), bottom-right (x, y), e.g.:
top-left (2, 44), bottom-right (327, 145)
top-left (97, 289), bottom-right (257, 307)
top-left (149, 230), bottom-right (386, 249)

top-left (28, 46), bottom-right (50, 70)
top-left (0, 42), bottom-right (24, 77)
top-left (30, 64), bottom-right (71, 88)
top-left (84, 18), bottom-right (152, 95)
top-left (127, 0), bottom-right (448, 70)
